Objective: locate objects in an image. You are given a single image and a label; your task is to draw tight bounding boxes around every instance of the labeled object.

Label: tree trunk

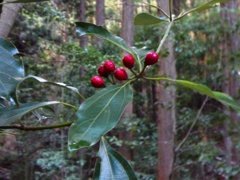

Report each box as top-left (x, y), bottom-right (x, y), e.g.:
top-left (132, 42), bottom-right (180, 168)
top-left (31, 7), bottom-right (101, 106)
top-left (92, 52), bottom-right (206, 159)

top-left (155, 0), bottom-right (178, 179)
top-left (0, 0), bottom-right (23, 38)
top-left (118, 0), bottom-right (135, 161)
top-left (221, 0), bottom-right (239, 178)
top-left (79, 0), bottom-right (88, 48)
top-left (95, 0), bottom-right (105, 45)
top-left (96, 0), bottom-right (105, 27)
top-left (121, 0), bottom-right (134, 47)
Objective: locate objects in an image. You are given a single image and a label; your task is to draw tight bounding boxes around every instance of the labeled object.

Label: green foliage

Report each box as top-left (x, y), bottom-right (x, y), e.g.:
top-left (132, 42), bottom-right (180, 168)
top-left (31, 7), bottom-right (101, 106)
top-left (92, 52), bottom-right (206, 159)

top-left (134, 13), bottom-right (168, 26)
top-left (177, 0), bottom-right (230, 20)
top-left (75, 22), bottom-right (146, 71)
top-left (76, 22), bottom-right (137, 57)
top-left (34, 150), bottom-right (88, 180)
top-left (0, 101), bottom-right (59, 126)
top-left (147, 77), bottom-right (240, 111)
top-left (0, 38), bottom-right (19, 55)
top-left (0, 0), bottom-right (239, 179)
top-left (68, 83), bottom-right (133, 151)
top-left (20, 75), bottom-right (83, 99)
top-left (0, 38), bottom-right (24, 99)
top-left (94, 138), bottom-right (137, 180)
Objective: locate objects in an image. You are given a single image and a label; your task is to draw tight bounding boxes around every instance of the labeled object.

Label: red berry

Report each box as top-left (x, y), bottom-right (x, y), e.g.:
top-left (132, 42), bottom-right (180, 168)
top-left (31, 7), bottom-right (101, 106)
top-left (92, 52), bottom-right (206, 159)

top-left (91, 76), bottom-right (105, 88)
top-left (144, 52), bottom-right (159, 65)
top-left (98, 65), bottom-right (108, 77)
top-left (114, 67), bottom-right (128, 81)
top-left (122, 54), bottom-right (135, 69)
top-left (103, 60), bottom-right (115, 73)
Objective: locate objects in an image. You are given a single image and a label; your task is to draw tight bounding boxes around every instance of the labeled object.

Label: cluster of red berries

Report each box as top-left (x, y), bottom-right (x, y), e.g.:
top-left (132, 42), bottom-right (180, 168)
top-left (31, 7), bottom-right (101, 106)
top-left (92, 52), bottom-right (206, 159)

top-left (91, 51), bottom-right (159, 88)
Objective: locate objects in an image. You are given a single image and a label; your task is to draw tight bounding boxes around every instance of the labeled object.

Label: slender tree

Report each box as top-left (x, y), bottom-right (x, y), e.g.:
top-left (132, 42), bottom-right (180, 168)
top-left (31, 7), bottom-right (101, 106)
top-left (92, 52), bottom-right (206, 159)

top-left (95, 0), bottom-right (105, 45)
top-left (79, 0), bottom-right (88, 47)
top-left (118, 0), bottom-right (135, 161)
top-left (221, 0), bottom-right (239, 177)
top-left (155, 0), bottom-right (178, 179)
top-left (122, 0), bottom-right (134, 46)
top-left (96, 0), bottom-right (105, 26)
top-left (0, 0), bottom-right (23, 38)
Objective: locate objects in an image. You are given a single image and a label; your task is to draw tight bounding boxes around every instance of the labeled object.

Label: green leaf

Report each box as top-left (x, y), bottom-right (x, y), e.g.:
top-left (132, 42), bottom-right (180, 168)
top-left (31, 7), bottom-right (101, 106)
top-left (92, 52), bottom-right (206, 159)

top-left (168, 79), bottom-right (215, 98)
top-left (0, 101), bottom-right (60, 126)
top-left (0, 39), bottom-right (24, 98)
top-left (177, 0), bottom-right (230, 20)
top-left (75, 22), bottom-right (137, 57)
top-left (171, 80), bottom-right (240, 111)
top-left (147, 77), bottom-right (240, 111)
top-left (213, 91), bottom-right (240, 111)
top-left (18, 75), bottom-right (84, 100)
top-left (134, 13), bottom-right (168, 26)
top-left (0, 38), bottom-right (19, 56)
top-left (68, 83), bottom-right (133, 151)
top-left (93, 138), bottom-right (137, 180)
top-left (132, 46), bottom-right (152, 61)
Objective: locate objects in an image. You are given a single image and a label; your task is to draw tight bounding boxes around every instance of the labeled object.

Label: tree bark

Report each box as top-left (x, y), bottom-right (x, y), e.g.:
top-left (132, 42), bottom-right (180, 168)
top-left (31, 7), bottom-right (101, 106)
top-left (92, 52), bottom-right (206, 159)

top-left (121, 0), bottom-right (134, 46)
top-left (0, 0), bottom-right (23, 38)
top-left (96, 0), bottom-right (105, 27)
top-left (79, 0), bottom-right (88, 48)
top-left (155, 0), bottom-right (178, 179)
top-left (95, 0), bottom-right (105, 45)
top-left (118, 0), bottom-right (135, 161)
top-left (221, 0), bottom-right (239, 177)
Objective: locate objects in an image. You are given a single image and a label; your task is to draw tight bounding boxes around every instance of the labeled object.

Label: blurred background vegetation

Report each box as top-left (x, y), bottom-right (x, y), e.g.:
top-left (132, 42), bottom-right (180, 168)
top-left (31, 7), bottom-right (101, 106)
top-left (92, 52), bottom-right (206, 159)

top-left (0, 0), bottom-right (240, 179)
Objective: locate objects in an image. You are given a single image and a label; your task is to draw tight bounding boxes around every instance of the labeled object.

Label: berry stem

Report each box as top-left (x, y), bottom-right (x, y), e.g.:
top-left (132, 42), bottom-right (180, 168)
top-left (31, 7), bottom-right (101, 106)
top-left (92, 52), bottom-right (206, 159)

top-left (111, 74), bottom-right (116, 85)
top-left (137, 64), bottom-right (147, 79)
top-left (169, 0), bottom-right (173, 22)
top-left (130, 69), bottom-right (138, 77)
top-left (156, 21), bottom-right (174, 54)
top-left (0, 121), bottom-right (73, 131)
top-left (106, 76), bottom-right (114, 85)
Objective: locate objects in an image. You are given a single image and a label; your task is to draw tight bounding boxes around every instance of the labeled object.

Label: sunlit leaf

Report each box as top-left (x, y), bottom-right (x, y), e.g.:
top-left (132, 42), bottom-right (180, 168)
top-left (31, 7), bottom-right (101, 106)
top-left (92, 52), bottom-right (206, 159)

top-left (0, 39), bottom-right (24, 98)
top-left (146, 77), bottom-right (240, 111)
top-left (68, 83), bottom-right (133, 151)
top-left (93, 138), bottom-right (137, 180)
top-left (131, 46), bottom-right (152, 61)
top-left (0, 38), bottom-right (19, 56)
top-left (213, 91), bottom-right (240, 111)
top-left (0, 101), bottom-right (60, 126)
top-left (18, 75), bottom-right (84, 99)
top-left (177, 0), bottom-right (230, 20)
top-left (76, 22), bottom-right (136, 56)
top-left (134, 13), bottom-right (168, 25)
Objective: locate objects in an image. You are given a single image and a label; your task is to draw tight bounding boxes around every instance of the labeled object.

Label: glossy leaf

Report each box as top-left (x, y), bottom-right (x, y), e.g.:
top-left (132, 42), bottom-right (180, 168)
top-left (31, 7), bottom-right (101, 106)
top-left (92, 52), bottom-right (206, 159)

top-left (18, 75), bottom-right (84, 99)
top-left (147, 77), bottom-right (240, 111)
top-left (132, 46), bottom-right (152, 61)
top-left (177, 0), bottom-right (230, 20)
top-left (0, 38), bottom-right (19, 56)
top-left (68, 83), bottom-right (133, 151)
top-left (134, 13), bottom-right (168, 25)
top-left (0, 101), bottom-right (60, 126)
top-left (75, 22), bottom-right (137, 57)
top-left (213, 91), bottom-right (240, 111)
top-left (93, 138), bottom-right (137, 180)
top-left (0, 39), bottom-right (24, 98)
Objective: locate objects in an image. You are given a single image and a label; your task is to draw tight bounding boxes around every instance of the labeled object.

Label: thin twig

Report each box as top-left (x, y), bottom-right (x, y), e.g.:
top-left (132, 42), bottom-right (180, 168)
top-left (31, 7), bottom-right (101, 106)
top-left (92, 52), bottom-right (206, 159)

top-left (156, 21), bottom-right (174, 54)
top-left (169, 0), bottom-right (173, 21)
top-left (0, 121), bottom-right (73, 131)
top-left (175, 96), bottom-right (209, 152)
top-left (140, 2), bottom-right (170, 18)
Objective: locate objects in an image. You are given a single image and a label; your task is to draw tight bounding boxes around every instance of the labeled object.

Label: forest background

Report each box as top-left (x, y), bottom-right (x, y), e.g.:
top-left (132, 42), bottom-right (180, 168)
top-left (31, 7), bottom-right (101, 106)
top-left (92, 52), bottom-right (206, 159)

top-left (0, 0), bottom-right (240, 179)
